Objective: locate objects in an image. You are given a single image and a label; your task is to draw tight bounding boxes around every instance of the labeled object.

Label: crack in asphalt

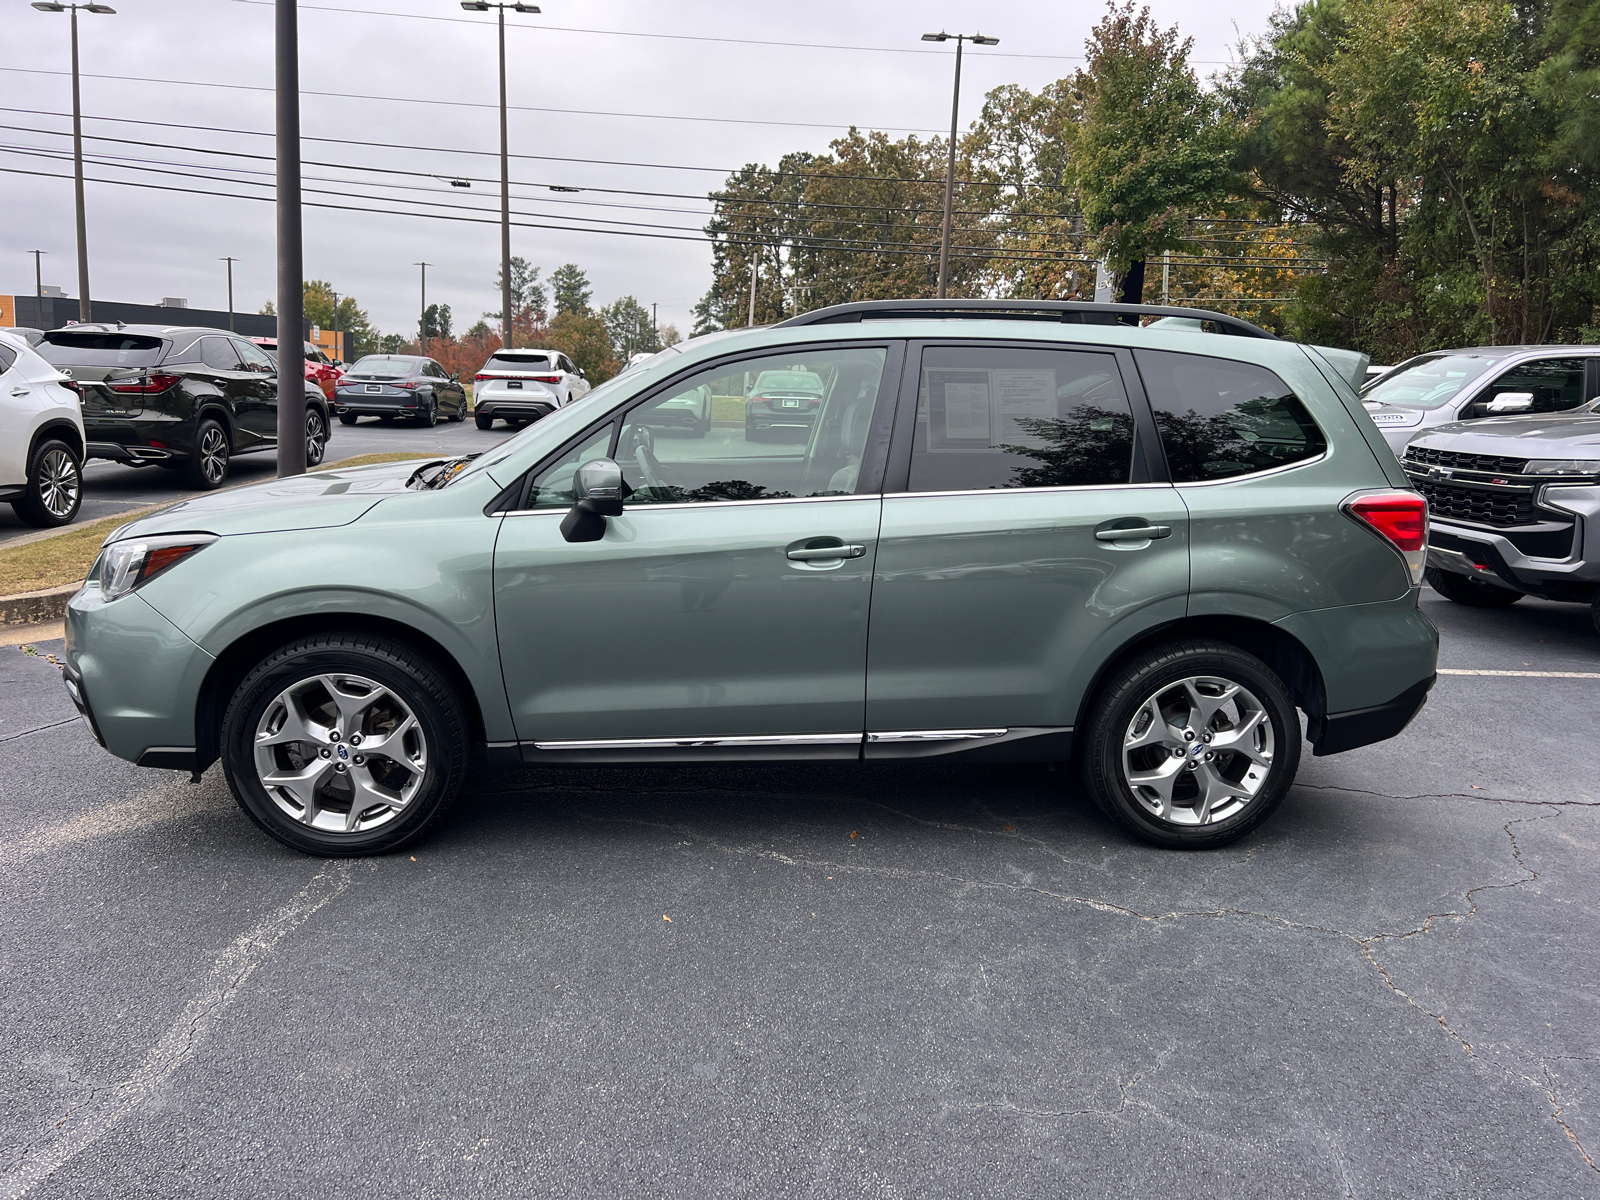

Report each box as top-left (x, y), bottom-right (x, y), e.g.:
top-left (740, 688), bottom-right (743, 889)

top-left (1296, 782), bottom-right (1600, 808)
top-left (0, 717), bottom-right (79, 746)
top-left (583, 799), bottom-right (1600, 1176)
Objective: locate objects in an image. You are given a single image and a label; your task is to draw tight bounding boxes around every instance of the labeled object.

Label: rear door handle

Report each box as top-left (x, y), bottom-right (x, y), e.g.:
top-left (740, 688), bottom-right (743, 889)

top-left (1095, 525), bottom-right (1172, 541)
top-left (10, 387), bottom-right (30, 397)
top-left (787, 543), bottom-right (866, 561)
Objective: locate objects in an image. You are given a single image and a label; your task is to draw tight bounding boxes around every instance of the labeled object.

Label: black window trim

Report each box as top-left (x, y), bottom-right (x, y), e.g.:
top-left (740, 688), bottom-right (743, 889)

top-left (881, 338), bottom-right (1168, 496)
top-left (488, 338), bottom-right (907, 515)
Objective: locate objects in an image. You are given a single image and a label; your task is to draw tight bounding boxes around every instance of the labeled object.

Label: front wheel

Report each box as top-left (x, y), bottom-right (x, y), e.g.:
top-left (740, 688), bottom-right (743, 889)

top-left (220, 633), bottom-right (470, 856)
top-left (182, 418), bottom-right (230, 490)
top-left (1425, 566), bottom-right (1522, 608)
top-left (12, 438), bottom-right (82, 527)
top-left (1081, 640), bottom-right (1301, 850)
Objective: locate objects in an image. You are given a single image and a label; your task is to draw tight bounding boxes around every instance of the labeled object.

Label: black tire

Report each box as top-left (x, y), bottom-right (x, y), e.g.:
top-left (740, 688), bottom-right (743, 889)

top-left (182, 417), bottom-right (230, 490)
top-left (305, 407), bottom-right (328, 468)
top-left (1081, 639), bottom-right (1302, 850)
top-left (221, 633), bottom-right (470, 856)
top-left (744, 419), bottom-right (766, 443)
top-left (447, 400), bottom-right (464, 422)
top-left (11, 437), bottom-right (82, 528)
top-left (414, 398), bottom-right (438, 427)
top-left (475, 412), bottom-right (494, 431)
top-left (338, 412), bottom-right (358, 426)
top-left (690, 418), bottom-right (711, 439)
top-left (1425, 566), bottom-right (1523, 608)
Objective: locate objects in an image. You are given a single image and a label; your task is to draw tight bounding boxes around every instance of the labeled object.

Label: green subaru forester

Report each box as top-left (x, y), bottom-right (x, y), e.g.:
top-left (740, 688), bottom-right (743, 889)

top-left (63, 302), bottom-right (1438, 855)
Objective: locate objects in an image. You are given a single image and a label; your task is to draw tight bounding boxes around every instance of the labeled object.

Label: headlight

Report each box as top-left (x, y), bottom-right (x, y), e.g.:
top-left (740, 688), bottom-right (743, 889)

top-left (99, 534), bottom-right (218, 601)
top-left (1525, 459), bottom-right (1600, 475)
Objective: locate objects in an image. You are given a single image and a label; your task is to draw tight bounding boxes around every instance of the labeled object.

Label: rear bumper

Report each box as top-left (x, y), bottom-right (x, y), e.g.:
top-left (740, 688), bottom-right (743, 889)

top-left (86, 440), bottom-right (177, 464)
top-left (1316, 675), bottom-right (1435, 756)
top-left (335, 401), bottom-right (418, 415)
top-left (475, 398), bottom-right (557, 418)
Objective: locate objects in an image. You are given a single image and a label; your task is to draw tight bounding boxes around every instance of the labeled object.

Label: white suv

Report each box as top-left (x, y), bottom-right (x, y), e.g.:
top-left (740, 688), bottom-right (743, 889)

top-left (0, 329), bottom-right (85, 528)
top-left (472, 348), bottom-right (590, 430)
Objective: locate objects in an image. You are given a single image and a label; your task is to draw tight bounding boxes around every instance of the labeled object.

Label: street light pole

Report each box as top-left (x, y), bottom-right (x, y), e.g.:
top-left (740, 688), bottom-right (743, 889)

top-left (32, 2), bottom-right (115, 322)
top-left (460, 1), bottom-right (540, 350)
top-left (921, 31), bottom-right (999, 299)
top-left (275, 0), bottom-right (306, 478)
top-left (330, 289), bottom-right (340, 362)
top-left (28, 250), bottom-right (46, 314)
top-left (220, 256), bottom-right (238, 331)
top-left (415, 262), bottom-right (430, 352)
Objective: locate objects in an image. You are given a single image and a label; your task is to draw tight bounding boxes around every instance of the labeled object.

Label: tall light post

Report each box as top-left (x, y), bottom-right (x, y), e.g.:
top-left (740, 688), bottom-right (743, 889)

top-left (31, 2), bottom-right (115, 323)
top-left (460, 1), bottom-right (540, 350)
top-left (415, 262), bottom-right (430, 352)
top-left (220, 256), bottom-right (238, 331)
top-left (329, 288), bottom-right (341, 362)
top-left (921, 31), bottom-right (998, 299)
top-left (28, 250), bottom-right (46, 317)
top-left (275, 0), bottom-right (306, 478)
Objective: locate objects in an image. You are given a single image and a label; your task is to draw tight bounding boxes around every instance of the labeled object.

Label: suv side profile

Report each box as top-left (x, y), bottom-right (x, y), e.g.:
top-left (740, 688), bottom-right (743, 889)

top-left (35, 325), bottom-right (331, 488)
top-left (63, 302), bottom-right (1437, 857)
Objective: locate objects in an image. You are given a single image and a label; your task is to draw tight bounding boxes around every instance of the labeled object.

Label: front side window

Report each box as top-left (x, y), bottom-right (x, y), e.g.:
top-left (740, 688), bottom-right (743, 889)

top-left (614, 346), bottom-right (887, 504)
top-left (1136, 349), bottom-right (1326, 482)
top-left (1477, 357), bottom-right (1587, 415)
top-left (526, 425), bottom-right (616, 508)
top-left (908, 346), bottom-right (1136, 492)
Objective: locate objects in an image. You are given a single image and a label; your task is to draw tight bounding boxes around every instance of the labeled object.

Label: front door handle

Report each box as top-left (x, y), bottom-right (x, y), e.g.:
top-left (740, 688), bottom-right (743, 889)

top-left (787, 543), bottom-right (867, 561)
top-left (1095, 524), bottom-right (1172, 541)
top-left (10, 387), bottom-right (29, 397)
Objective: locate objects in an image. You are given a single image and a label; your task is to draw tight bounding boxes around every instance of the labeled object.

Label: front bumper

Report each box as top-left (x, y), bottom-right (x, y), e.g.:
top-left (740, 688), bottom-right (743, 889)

top-left (1426, 510), bottom-right (1600, 600)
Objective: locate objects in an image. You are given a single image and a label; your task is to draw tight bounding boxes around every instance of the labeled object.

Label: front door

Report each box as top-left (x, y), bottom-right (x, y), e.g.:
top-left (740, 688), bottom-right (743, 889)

top-left (864, 342), bottom-right (1190, 758)
top-left (231, 337), bottom-right (281, 443)
top-left (493, 343), bottom-right (898, 757)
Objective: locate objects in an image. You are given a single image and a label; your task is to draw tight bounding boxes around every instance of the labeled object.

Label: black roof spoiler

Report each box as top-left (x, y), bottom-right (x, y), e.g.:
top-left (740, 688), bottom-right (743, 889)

top-left (774, 299), bottom-right (1279, 340)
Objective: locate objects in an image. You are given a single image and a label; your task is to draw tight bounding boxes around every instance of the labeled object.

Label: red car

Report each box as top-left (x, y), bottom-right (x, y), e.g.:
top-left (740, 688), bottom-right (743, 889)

top-left (250, 338), bottom-right (344, 401)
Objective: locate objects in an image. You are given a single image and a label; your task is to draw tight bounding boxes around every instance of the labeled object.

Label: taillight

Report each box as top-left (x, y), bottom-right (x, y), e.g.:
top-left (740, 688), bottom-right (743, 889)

top-left (749, 395), bottom-right (765, 405)
top-left (392, 381), bottom-right (418, 390)
top-left (107, 373), bottom-right (181, 395)
top-left (1345, 491), bottom-right (1428, 586)
top-left (530, 375), bottom-right (561, 384)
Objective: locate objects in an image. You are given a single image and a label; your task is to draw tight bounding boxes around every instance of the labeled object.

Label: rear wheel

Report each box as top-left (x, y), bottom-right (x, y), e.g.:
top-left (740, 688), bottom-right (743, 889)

top-left (1081, 639), bottom-right (1301, 850)
top-left (447, 400), bottom-right (464, 422)
top-left (182, 418), bottom-right (230, 490)
top-left (745, 419), bottom-right (766, 443)
top-left (475, 412), bottom-right (494, 431)
top-left (12, 438), bottom-right (82, 528)
top-left (304, 408), bottom-right (328, 467)
top-left (338, 413), bottom-right (358, 426)
top-left (414, 398), bottom-right (437, 427)
top-left (1425, 566), bottom-right (1523, 608)
top-left (220, 633), bottom-right (469, 856)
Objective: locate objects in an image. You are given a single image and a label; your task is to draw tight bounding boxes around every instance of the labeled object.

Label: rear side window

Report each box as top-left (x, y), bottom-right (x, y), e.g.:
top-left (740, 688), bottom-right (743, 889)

top-left (1135, 349), bottom-right (1326, 482)
top-left (36, 332), bottom-right (164, 368)
top-left (0, 343), bottom-right (16, 373)
top-left (908, 346), bottom-right (1135, 492)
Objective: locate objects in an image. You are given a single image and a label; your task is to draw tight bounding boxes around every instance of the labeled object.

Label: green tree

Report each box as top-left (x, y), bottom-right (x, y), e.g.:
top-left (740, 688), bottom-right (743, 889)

top-left (420, 302), bottom-right (452, 341)
top-left (260, 282), bottom-right (378, 358)
top-left (600, 295), bottom-right (656, 358)
top-left (550, 262), bottom-right (593, 315)
top-left (545, 310), bottom-right (621, 383)
top-left (379, 333), bottom-right (408, 354)
top-left (488, 257), bottom-right (547, 343)
top-left (1074, 3), bottom-right (1237, 302)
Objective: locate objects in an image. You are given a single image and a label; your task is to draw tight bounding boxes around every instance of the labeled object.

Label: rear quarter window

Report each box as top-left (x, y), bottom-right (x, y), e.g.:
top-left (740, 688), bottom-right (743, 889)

top-left (1135, 349), bottom-right (1326, 482)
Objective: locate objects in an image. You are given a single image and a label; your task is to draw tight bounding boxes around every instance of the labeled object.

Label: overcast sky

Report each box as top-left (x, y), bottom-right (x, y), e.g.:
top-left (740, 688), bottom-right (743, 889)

top-left (2, 0), bottom-right (1277, 341)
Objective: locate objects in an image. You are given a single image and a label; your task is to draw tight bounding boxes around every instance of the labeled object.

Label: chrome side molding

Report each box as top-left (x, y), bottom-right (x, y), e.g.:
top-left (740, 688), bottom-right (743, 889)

top-left (866, 729), bottom-right (1008, 743)
top-left (532, 732), bottom-right (864, 751)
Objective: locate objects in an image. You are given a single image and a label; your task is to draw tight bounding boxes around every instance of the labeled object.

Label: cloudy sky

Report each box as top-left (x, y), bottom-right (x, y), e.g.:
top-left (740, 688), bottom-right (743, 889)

top-left (2, 0), bottom-right (1277, 341)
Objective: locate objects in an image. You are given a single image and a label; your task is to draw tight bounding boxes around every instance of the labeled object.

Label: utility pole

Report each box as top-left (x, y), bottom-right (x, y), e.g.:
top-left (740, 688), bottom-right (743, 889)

top-left (652, 301), bottom-right (657, 349)
top-left (415, 262), bottom-right (430, 352)
top-left (747, 251), bottom-right (759, 327)
top-left (275, 0), bottom-right (306, 478)
top-left (1162, 251), bottom-right (1171, 306)
top-left (921, 31), bottom-right (998, 299)
top-left (31, 2), bottom-right (116, 321)
top-left (220, 256), bottom-right (238, 331)
top-left (330, 288), bottom-right (340, 362)
top-left (28, 251), bottom-right (45, 319)
top-left (460, 2), bottom-right (539, 350)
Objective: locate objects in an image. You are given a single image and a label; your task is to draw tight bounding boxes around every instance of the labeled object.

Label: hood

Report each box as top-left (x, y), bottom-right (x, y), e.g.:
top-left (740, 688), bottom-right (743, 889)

top-left (1360, 400), bottom-right (1428, 430)
top-left (1410, 414), bottom-right (1600, 457)
top-left (104, 459), bottom-right (422, 542)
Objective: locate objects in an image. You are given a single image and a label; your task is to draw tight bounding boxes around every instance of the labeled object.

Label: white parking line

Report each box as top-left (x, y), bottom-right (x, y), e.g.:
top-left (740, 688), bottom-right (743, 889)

top-left (1438, 668), bottom-right (1600, 679)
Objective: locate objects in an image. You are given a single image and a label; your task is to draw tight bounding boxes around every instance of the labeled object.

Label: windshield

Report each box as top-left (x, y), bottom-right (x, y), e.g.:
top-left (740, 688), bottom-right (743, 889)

top-left (484, 352), bottom-right (551, 371)
top-left (36, 332), bottom-right (165, 368)
top-left (1360, 354), bottom-right (1500, 409)
top-left (346, 356), bottom-right (418, 379)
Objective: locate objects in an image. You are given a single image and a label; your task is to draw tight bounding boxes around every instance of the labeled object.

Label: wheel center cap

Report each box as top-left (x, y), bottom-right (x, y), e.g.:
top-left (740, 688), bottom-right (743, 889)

top-left (335, 743), bottom-right (350, 762)
top-left (1189, 741), bottom-right (1204, 757)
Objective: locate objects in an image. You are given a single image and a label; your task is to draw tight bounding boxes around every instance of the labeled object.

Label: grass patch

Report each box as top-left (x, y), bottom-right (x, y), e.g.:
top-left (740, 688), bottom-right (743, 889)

top-left (0, 452), bottom-right (434, 595)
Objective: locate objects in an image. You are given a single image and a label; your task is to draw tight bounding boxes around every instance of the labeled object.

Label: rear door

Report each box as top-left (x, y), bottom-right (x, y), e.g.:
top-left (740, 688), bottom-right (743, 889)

top-left (864, 340), bottom-right (1189, 759)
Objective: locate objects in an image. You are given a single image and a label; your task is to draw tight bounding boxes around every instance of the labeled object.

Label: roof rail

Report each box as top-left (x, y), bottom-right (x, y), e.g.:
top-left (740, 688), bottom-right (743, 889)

top-left (774, 299), bottom-right (1279, 340)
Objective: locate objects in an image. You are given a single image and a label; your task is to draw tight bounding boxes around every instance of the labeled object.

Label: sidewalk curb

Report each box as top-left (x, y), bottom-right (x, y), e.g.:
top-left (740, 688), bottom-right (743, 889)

top-left (1, 582), bottom-right (82, 626)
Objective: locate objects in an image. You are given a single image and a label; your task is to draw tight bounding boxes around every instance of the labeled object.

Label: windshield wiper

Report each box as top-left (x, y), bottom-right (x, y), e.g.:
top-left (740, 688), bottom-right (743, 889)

top-left (406, 454), bottom-right (480, 490)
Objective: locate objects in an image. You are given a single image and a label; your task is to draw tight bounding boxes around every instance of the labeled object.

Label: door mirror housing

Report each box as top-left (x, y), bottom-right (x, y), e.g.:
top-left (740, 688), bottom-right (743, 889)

top-left (1485, 391), bottom-right (1534, 414)
top-left (451, 372), bottom-right (460, 382)
top-left (559, 457), bottom-right (626, 542)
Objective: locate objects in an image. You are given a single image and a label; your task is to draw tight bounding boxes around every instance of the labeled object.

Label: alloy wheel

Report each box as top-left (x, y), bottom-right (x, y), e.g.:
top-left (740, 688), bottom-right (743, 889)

top-left (1120, 675), bottom-right (1274, 826)
top-left (198, 425), bottom-right (228, 484)
top-left (37, 447), bottom-right (80, 518)
top-left (252, 672), bottom-right (428, 834)
top-left (305, 410), bottom-right (327, 466)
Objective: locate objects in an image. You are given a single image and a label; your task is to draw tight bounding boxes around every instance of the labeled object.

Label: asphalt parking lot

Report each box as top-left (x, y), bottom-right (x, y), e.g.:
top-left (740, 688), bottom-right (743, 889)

top-left (2, 588), bottom-right (1597, 1198)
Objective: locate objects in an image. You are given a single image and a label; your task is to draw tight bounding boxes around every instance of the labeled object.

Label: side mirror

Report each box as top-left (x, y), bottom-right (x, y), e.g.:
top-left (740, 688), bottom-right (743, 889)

top-left (1485, 392), bottom-right (1534, 414)
top-left (451, 372), bottom-right (460, 382)
top-left (559, 457), bottom-right (625, 542)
